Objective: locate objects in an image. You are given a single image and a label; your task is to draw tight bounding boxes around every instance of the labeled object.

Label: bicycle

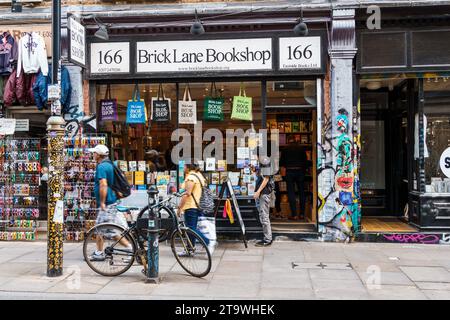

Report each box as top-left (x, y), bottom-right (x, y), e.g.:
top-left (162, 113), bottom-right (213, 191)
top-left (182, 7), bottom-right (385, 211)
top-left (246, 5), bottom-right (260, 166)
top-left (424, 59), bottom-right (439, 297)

top-left (82, 193), bottom-right (212, 278)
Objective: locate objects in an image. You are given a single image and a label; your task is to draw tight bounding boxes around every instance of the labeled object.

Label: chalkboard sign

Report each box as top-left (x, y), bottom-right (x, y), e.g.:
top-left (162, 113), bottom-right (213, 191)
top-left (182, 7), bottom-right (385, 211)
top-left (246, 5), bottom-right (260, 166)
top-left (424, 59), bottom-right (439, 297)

top-left (215, 178), bottom-right (247, 248)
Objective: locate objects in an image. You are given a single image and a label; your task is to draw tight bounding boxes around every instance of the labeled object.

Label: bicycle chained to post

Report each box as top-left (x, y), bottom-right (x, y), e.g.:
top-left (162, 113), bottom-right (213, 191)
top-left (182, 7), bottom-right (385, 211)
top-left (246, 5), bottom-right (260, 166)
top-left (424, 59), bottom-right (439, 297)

top-left (83, 191), bottom-right (212, 278)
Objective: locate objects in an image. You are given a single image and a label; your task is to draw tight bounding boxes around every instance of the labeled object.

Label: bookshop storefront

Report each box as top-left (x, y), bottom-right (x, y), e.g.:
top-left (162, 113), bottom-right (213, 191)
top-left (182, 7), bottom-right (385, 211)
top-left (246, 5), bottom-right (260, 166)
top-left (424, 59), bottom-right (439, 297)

top-left (356, 12), bottom-right (450, 236)
top-left (87, 32), bottom-right (327, 236)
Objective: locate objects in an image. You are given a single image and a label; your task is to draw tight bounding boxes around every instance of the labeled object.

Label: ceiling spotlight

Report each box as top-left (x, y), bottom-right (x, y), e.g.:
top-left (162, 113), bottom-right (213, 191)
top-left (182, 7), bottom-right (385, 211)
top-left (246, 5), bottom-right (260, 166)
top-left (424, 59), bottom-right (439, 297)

top-left (293, 8), bottom-right (308, 36)
top-left (190, 9), bottom-right (205, 35)
top-left (93, 16), bottom-right (109, 40)
top-left (366, 81), bottom-right (382, 90)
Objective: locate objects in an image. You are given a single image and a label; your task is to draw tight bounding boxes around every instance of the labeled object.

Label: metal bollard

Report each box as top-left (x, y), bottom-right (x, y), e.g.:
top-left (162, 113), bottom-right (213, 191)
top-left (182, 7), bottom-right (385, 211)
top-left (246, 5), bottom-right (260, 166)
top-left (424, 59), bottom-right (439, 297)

top-left (145, 185), bottom-right (160, 283)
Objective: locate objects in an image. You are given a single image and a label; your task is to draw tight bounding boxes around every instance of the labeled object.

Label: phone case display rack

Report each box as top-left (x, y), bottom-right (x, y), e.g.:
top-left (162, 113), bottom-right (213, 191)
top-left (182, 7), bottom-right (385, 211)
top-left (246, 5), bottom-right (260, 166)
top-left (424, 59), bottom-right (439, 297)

top-left (63, 135), bottom-right (106, 241)
top-left (0, 138), bottom-right (41, 241)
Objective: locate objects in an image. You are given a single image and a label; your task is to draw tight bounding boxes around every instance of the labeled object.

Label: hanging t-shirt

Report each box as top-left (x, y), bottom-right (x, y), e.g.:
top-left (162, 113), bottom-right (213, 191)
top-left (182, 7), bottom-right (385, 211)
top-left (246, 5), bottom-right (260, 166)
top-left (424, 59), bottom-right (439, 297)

top-left (17, 32), bottom-right (48, 77)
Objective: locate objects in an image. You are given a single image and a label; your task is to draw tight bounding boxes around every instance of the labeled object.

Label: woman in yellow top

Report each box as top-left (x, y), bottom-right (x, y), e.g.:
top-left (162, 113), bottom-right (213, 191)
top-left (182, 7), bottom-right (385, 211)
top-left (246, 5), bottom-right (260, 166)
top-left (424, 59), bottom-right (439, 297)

top-left (177, 163), bottom-right (211, 249)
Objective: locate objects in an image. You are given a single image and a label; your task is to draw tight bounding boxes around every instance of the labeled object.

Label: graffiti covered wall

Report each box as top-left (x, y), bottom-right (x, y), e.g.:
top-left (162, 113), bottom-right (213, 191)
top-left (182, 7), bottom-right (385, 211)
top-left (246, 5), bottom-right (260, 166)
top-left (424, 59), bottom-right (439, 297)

top-left (318, 10), bottom-right (360, 242)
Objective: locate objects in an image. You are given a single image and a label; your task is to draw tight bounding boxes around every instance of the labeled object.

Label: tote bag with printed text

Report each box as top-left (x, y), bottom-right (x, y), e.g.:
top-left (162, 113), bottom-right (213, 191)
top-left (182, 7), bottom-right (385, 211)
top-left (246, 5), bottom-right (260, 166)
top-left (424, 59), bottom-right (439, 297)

top-left (151, 84), bottom-right (171, 122)
top-left (203, 82), bottom-right (224, 121)
top-left (126, 84), bottom-right (147, 124)
top-left (100, 85), bottom-right (118, 121)
top-left (231, 83), bottom-right (253, 121)
top-left (178, 85), bottom-right (197, 124)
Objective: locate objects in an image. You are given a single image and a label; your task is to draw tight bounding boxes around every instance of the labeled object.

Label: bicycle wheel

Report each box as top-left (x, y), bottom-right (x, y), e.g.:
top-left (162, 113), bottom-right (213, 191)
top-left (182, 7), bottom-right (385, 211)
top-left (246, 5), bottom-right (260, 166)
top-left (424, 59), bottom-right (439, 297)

top-left (170, 228), bottom-right (212, 278)
top-left (83, 223), bottom-right (136, 277)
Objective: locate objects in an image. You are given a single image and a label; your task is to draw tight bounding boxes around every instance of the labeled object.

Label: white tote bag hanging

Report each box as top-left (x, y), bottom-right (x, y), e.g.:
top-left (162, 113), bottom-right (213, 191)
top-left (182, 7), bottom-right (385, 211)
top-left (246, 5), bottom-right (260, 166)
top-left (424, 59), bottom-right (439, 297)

top-left (178, 85), bottom-right (197, 124)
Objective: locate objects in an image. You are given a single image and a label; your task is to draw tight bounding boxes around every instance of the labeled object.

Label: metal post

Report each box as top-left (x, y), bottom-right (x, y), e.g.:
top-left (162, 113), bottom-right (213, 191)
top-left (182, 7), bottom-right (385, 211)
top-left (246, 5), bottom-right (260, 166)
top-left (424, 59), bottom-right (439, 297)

top-left (146, 186), bottom-right (160, 283)
top-left (47, 0), bottom-right (65, 277)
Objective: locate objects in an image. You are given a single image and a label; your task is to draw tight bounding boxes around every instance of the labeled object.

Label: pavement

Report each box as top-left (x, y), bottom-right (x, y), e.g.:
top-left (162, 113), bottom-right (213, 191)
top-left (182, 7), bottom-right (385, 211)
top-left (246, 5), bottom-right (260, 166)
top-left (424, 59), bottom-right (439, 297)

top-left (0, 240), bottom-right (449, 300)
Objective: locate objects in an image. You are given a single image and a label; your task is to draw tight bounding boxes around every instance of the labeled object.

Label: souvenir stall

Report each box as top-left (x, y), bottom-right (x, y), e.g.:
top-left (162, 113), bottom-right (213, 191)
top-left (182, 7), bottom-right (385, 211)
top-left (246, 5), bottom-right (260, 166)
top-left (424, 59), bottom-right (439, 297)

top-left (0, 29), bottom-right (73, 241)
top-left (63, 135), bottom-right (106, 242)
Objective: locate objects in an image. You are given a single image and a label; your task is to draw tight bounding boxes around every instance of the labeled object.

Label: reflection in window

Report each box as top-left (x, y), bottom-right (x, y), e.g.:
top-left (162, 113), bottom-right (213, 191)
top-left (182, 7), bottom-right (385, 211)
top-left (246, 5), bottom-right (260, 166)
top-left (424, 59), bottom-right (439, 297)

top-left (424, 77), bottom-right (450, 193)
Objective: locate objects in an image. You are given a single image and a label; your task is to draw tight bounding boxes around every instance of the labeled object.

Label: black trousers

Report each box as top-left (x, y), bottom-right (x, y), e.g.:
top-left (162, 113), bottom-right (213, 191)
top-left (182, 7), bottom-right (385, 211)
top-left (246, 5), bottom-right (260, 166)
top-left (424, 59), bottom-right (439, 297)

top-left (274, 180), bottom-right (282, 212)
top-left (285, 169), bottom-right (306, 217)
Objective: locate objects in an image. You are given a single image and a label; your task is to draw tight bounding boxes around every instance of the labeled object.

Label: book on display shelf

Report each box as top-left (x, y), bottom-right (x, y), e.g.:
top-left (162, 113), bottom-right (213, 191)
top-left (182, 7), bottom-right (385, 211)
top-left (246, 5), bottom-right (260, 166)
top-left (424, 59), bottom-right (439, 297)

top-left (284, 122), bottom-right (292, 133)
top-left (128, 161), bottom-right (137, 172)
top-left (134, 171), bottom-right (145, 185)
top-left (211, 172), bottom-right (220, 185)
top-left (217, 160), bottom-right (227, 172)
top-left (220, 171), bottom-right (229, 183)
top-left (229, 172), bottom-right (240, 186)
top-left (138, 161), bottom-right (146, 172)
top-left (205, 158), bottom-right (216, 171)
top-left (208, 184), bottom-right (217, 196)
top-left (117, 160), bottom-right (128, 172)
top-left (247, 183), bottom-right (255, 196)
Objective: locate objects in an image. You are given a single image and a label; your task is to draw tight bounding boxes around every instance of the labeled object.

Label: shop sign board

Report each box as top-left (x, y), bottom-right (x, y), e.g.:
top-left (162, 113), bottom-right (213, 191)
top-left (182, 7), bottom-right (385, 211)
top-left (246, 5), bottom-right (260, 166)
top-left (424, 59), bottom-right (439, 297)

top-left (68, 16), bottom-right (86, 67)
top-left (136, 38), bottom-right (273, 73)
top-left (0, 24), bottom-right (52, 57)
top-left (440, 147), bottom-right (450, 178)
top-left (90, 42), bottom-right (130, 74)
top-left (0, 118), bottom-right (16, 135)
top-left (279, 37), bottom-right (321, 70)
top-left (15, 119), bottom-right (29, 132)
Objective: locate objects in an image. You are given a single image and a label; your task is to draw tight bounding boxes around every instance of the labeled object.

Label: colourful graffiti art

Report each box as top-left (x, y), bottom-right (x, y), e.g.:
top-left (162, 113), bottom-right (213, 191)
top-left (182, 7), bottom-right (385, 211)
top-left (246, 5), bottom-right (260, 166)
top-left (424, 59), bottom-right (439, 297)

top-left (317, 86), bottom-right (361, 242)
top-left (335, 109), bottom-right (354, 193)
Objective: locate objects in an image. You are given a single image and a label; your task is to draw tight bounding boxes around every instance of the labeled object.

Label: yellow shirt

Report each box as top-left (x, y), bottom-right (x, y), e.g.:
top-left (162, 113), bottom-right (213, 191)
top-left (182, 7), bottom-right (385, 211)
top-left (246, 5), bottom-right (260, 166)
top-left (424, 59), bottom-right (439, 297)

top-left (181, 172), bottom-right (206, 211)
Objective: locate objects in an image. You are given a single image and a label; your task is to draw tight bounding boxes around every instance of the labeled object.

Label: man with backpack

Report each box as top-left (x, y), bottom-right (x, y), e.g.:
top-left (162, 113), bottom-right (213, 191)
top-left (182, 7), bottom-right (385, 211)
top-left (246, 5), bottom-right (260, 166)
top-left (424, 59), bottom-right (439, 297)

top-left (88, 144), bottom-right (132, 261)
top-left (252, 156), bottom-right (275, 247)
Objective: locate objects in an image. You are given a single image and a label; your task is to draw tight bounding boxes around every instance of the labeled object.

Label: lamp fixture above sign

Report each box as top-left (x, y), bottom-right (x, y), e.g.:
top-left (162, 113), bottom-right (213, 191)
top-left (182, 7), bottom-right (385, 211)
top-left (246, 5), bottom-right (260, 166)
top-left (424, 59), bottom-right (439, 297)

top-left (190, 9), bottom-right (205, 35)
top-left (293, 8), bottom-right (308, 36)
top-left (11, 0), bottom-right (22, 12)
top-left (93, 16), bottom-right (109, 40)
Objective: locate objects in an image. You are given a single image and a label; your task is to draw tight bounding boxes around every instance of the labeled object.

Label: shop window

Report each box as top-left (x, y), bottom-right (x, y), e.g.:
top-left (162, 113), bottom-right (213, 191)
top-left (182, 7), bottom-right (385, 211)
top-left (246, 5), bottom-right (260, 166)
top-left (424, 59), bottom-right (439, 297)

top-left (96, 83), bottom-right (177, 167)
top-left (423, 77), bottom-right (450, 193)
top-left (178, 81), bottom-right (262, 170)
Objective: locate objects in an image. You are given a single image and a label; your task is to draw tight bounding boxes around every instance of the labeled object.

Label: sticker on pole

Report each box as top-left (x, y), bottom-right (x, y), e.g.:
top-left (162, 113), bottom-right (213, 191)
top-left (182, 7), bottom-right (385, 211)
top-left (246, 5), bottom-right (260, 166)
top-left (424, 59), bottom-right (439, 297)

top-left (48, 84), bottom-right (61, 101)
top-left (440, 147), bottom-right (450, 178)
top-left (53, 200), bottom-right (64, 224)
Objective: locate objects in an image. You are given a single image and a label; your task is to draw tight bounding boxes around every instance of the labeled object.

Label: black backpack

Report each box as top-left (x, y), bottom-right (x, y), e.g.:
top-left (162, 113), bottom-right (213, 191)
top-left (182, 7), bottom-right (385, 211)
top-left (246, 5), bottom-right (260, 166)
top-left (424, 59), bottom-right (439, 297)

top-left (107, 160), bottom-right (131, 199)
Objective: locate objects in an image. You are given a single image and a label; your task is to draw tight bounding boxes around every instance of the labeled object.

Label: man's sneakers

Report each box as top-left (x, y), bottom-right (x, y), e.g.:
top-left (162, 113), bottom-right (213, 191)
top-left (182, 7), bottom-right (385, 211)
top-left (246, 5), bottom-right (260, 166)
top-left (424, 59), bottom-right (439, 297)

top-left (255, 240), bottom-right (273, 247)
top-left (90, 251), bottom-right (106, 261)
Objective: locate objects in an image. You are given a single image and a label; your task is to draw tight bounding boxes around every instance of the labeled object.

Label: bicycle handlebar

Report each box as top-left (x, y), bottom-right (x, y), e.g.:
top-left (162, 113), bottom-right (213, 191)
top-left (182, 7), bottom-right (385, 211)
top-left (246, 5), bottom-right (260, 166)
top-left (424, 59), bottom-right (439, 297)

top-left (149, 192), bottom-right (185, 210)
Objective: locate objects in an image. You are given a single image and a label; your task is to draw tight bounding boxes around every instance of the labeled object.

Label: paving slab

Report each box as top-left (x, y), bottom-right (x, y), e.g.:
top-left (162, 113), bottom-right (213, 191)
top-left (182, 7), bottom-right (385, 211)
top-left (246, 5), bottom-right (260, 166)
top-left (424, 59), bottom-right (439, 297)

top-left (261, 270), bottom-right (312, 290)
top-left (422, 290), bottom-right (450, 300)
top-left (151, 282), bottom-right (209, 297)
top-left (415, 282), bottom-right (450, 290)
top-left (97, 277), bottom-right (157, 295)
top-left (309, 269), bottom-right (360, 281)
top-left (46, 276), bottom-right (114, 294)
top-left (367, 285), bottom-right (428, 300)
top-left (258, 287), bottom-right (316, 300)
top-left (206, 280), bottom-right (260, 299)
top-left (213, 261), bottom-right (262, 276)
top-left (399, 266), bottom-right (450, 283)
top-left (358, 271), bottom-right (414, 286)
top-left (312, 279), bottom-right (369, 300)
